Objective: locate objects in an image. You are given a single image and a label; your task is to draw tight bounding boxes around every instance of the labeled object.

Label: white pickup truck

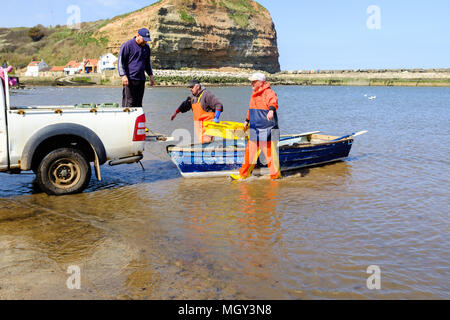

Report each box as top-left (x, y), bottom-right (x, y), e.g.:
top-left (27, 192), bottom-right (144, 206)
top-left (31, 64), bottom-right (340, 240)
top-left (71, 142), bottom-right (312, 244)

top-left (0, 71), bottom-right (147, 195)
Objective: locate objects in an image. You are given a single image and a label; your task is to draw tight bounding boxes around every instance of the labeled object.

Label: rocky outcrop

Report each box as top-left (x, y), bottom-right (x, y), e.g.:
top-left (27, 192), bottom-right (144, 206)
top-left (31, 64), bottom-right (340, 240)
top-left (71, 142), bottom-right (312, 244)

top-left (96, 0), bottom-right (280, 73)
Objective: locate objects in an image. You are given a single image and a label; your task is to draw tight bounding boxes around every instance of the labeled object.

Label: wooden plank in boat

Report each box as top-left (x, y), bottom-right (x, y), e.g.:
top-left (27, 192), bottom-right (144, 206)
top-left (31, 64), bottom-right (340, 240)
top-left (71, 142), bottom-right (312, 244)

top-left (279, 131), bottom-right (321, 147)
top-left (280, 131), bottom-right (321, 139)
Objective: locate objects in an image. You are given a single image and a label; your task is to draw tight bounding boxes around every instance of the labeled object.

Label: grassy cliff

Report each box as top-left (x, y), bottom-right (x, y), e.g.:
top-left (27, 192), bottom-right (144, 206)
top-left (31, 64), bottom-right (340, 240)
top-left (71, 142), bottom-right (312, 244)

top-left (0, 21), bottom-right (111, 69)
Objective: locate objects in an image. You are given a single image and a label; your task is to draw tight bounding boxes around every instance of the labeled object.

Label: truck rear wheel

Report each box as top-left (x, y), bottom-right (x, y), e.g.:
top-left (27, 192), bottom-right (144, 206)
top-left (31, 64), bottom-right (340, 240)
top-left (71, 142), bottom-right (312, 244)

top-left (36, 148), bottom-right (91, 195)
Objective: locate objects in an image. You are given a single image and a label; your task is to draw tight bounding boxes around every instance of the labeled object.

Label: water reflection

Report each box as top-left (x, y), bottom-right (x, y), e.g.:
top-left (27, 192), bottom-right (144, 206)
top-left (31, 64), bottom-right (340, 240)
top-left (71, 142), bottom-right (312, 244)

top-left (231, 181), bottom-right (282, 281)
top-left (172, 178), bottom-right (287, 298)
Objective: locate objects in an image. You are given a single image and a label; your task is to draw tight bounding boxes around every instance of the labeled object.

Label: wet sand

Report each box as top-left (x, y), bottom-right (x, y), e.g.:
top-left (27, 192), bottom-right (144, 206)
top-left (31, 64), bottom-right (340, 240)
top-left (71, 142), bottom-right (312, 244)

top-left (1, 86), bottom-right (449, 299)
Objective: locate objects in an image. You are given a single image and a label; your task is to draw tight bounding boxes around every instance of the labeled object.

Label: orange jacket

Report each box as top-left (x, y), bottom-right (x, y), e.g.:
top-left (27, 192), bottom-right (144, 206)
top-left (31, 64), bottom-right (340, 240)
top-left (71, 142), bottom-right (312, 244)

top-left (246, 82), bottom-right (278, 122)
top-left (245, 82), bottom-right (279, 141)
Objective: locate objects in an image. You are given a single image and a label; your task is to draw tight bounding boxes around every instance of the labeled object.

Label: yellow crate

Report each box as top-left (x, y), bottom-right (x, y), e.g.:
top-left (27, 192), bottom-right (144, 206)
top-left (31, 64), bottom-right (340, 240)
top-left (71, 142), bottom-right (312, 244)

top-left (204, 121), bottom-right (249, 140)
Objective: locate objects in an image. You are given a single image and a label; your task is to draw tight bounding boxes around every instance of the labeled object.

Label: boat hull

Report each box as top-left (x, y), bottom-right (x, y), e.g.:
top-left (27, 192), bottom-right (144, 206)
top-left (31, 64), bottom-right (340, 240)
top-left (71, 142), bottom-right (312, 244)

top-left (168, 135), bottom-right (354, 178)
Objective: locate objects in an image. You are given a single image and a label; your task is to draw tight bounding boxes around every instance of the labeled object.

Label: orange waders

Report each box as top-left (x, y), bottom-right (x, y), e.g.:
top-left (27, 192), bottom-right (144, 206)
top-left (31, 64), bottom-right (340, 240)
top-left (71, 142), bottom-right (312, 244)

top-left (239, 139), bottom-right (281, 180)
top-left (192, 92), bottom-right (215, 143)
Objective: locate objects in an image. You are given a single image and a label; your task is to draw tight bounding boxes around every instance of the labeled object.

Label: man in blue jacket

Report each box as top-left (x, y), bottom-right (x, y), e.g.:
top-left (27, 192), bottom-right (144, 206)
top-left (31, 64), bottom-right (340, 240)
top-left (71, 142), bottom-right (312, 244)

top-left (118, 28), bottom-right (155, 108)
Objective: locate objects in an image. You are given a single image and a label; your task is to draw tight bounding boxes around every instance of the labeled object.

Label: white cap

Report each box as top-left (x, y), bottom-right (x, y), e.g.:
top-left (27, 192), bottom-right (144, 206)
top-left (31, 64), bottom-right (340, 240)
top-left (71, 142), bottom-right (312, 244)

top-left (248, 72), bottom-right (266, 82)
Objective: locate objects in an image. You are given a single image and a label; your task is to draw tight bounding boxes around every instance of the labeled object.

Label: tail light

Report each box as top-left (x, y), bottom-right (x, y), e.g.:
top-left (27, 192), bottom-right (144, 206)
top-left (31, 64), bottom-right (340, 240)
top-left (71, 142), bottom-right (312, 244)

top-left (133, 114), bottom-right (147, 141)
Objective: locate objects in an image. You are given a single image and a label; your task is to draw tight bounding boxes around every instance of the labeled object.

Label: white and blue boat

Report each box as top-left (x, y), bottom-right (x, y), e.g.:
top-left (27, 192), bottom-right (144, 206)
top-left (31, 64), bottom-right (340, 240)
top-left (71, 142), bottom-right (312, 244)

top-left (167, 131), bottom-right (366, 178)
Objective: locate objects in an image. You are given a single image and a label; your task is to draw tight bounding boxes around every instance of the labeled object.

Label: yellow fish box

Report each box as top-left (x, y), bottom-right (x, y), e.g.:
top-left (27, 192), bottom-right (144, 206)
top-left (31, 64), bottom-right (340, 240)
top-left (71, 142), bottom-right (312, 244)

top-left (204, 121), bottom-right (249, 140)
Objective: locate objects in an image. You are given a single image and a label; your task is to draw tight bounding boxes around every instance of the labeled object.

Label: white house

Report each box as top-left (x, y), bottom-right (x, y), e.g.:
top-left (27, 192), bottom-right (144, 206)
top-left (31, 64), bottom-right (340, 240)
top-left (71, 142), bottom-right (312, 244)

top-left (64, 60), bottom-right (83, 76)
top-left (99, 53), bottom-right (118, 72)
top-left (25, 59), bottom-right (49, 77)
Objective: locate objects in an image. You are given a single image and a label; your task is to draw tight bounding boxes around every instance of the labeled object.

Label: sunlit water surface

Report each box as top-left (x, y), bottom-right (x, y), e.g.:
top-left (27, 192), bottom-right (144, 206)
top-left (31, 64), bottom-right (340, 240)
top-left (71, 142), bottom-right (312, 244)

top-left (0, 86), bottom-right (448, 299)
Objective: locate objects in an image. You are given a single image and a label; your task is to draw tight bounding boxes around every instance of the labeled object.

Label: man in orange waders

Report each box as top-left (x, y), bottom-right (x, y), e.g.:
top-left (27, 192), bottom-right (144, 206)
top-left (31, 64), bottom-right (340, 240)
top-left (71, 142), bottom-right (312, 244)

top-left (171, 79), bottom-right (223, 143)
top-left (231, 73), bottom-right (281, 181)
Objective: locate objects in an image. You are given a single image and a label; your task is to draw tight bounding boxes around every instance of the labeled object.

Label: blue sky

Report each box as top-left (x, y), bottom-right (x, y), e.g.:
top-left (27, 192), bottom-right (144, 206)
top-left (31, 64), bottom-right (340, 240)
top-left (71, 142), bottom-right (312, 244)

top-left (2, 0), bottom-right (449, 70)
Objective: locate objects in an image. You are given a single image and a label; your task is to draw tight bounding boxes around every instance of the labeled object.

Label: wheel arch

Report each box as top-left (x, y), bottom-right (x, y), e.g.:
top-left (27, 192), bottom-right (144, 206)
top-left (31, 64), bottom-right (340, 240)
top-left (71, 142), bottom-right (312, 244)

top-left (21, 123), bottom-right (107, 171)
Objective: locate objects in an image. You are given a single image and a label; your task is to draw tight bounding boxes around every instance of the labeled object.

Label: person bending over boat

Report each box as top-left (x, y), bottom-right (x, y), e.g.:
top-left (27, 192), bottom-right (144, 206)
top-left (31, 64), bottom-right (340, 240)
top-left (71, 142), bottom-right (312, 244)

top-left (171, 79), bottom-right (223, 143)
top-left (231, 73), bottom-right (281, 181)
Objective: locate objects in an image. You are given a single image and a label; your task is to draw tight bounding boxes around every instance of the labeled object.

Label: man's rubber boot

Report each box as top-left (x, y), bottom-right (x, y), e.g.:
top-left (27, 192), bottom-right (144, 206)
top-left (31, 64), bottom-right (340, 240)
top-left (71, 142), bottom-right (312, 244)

top-left (230, 174), bottom-right (246, 181)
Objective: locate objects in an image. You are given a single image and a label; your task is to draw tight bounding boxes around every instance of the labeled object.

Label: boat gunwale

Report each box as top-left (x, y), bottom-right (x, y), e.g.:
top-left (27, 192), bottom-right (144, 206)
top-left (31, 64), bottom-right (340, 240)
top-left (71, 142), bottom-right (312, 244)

top-left (167, 135), bottom-right (353, 153)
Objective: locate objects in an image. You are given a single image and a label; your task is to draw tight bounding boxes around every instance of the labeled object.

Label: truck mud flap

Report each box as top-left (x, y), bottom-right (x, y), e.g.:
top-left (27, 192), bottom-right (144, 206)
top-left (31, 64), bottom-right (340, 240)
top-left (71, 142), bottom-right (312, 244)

top-left (90, 143), bottom-right (102, 181)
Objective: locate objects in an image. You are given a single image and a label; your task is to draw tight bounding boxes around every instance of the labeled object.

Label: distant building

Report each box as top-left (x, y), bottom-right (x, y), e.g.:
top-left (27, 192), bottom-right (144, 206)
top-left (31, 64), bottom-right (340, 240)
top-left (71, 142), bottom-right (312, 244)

top-left (50, 66), bottom-right (65, 77)
top-left (84, 59), bottom-right (98, 74)
top-left (99, 53), bottom-right (118, 72)
top-left (64, 60), bottom-right (83, 75)
top-left (50, 66), bottom-right (65, 72)
top-left (25, 59), bottom-right (49, 77)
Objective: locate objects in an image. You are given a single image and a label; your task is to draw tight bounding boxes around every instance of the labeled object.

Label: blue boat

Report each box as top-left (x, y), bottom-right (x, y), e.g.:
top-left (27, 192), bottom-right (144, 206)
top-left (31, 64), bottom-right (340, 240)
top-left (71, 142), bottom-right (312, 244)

top-left (167, 131), bottom-right (366, 178)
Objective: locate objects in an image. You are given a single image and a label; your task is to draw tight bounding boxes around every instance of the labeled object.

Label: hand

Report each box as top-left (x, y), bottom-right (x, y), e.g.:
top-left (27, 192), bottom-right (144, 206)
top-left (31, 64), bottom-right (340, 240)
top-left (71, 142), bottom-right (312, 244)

top-left (244, 120), bottom-right (250, 131)
top-left (122, 75), bottom-right (129, 87)
top-left (213, 110), bottom-right (221, 124)
top-left (267, 110), bottom-right (274, 121)
top-left (171, 112), bottom-right (177, 121)
top-left (149, 75), bottom-right (155, 87)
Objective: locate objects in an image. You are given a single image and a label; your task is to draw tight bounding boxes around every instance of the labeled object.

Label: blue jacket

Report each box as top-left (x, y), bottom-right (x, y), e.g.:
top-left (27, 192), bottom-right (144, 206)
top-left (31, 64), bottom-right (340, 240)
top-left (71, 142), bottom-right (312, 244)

top-left (118, 37), bottom-right (153, 81)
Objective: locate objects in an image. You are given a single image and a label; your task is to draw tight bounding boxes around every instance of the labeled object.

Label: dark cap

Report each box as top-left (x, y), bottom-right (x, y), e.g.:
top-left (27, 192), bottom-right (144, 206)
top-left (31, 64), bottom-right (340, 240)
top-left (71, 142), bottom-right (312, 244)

top-left (138, 28), bottom-right (151, 42)
top-left (188, 79), bottom-right (200, 88)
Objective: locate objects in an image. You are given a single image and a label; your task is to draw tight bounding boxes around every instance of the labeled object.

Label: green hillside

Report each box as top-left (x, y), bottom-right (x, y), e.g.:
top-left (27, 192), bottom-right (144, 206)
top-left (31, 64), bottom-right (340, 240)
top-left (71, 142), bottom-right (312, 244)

top-left (0, 21), bottom-right (110, 69)
top-left (0, 0), bottom-right (162, 69)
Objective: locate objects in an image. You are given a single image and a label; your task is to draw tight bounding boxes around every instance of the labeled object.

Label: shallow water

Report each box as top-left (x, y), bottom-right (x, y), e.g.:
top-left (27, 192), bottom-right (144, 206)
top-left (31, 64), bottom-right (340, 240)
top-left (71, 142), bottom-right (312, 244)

top-left (0, 85), bottom-right (449, 299)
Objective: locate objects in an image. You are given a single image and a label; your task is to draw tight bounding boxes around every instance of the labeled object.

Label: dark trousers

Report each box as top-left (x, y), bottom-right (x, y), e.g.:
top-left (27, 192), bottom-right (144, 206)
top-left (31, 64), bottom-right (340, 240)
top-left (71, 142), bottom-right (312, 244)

top-left (122, 80), bottom-right (146, 108)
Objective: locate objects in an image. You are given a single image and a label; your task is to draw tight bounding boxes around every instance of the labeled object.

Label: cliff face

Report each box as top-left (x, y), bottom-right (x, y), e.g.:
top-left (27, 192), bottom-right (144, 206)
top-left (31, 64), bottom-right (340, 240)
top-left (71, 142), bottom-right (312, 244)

top-left (96, 0), bottom-right (280, 73)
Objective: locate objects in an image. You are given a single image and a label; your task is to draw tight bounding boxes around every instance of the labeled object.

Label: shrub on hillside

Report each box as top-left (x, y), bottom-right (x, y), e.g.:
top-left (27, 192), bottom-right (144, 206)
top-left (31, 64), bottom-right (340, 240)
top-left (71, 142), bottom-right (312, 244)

top-left (28, 26), bottom-right (44, 42)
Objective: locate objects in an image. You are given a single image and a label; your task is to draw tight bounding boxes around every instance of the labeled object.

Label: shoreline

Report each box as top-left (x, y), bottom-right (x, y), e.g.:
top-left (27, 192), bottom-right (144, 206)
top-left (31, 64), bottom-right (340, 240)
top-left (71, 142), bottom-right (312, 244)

top-left (16, 69), bottom-right (450, 88)
top-left (17, 79), bottom-right (450, 88)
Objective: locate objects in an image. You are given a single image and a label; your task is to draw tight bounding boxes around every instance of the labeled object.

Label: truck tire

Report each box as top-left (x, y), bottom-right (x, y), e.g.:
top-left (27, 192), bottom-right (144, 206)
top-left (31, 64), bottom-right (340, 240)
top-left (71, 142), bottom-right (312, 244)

top-left (36, 148), bottom-right (91, 195)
